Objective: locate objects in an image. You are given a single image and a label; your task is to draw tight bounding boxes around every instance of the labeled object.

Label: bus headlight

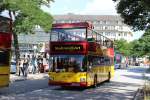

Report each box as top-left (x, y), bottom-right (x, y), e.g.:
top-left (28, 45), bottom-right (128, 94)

top-left (80, 78), bottom-right (86, 82)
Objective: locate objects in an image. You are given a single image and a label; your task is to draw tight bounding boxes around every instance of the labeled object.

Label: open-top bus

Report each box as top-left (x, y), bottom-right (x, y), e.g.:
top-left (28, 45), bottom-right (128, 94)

top-left (48, 22), bottom-right (114, 87)
top-left (0, 16), bottom-right (12, 87)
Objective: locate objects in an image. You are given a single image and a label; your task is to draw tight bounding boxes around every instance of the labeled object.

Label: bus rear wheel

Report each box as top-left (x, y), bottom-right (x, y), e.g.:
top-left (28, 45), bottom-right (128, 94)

top-left (93, 75), bottom-right (97, 87)
top-left (107, 72), bottom-right (111, 82)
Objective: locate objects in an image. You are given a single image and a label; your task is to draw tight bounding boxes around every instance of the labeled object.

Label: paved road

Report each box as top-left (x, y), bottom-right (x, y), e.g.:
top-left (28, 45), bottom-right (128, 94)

top-left (0, 66), bottom-right (149, 100)
top-left (0, 73), bottom-right (49, 95)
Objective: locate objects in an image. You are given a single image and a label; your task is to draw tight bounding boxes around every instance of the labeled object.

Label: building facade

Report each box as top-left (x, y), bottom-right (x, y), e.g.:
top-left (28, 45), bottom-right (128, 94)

top-left (17, 28), bottom-right (50, 53)
top-left (53, 14), bottom-right (133, 42)
top-left (17, 14), bottom-right (133, 52)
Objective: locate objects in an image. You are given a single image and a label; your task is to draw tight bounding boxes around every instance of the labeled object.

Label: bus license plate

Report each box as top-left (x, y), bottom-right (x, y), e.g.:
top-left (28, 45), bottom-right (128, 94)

top-left (71, 83), bottom-right (80, 86)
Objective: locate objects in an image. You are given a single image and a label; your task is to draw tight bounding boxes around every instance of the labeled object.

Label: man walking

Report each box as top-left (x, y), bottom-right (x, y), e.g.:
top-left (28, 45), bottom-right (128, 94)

top-left (23, 55), bottom-right (30, 77)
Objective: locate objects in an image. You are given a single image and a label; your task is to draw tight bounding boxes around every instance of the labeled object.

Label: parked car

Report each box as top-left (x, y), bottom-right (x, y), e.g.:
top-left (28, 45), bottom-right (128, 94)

top-left (10, 61), bottom-right (16, 74)
top-left (115, 63), bottom-right (121, 69)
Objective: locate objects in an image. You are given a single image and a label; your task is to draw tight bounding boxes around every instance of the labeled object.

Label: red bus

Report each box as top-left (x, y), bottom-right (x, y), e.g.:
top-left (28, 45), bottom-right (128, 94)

top-left (48, 22), bottom-right (114, 87)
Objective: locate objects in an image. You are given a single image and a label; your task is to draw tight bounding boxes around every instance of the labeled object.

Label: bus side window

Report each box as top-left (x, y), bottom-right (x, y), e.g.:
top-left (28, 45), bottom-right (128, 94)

top-left (0, 50), bottom-right (10, 66)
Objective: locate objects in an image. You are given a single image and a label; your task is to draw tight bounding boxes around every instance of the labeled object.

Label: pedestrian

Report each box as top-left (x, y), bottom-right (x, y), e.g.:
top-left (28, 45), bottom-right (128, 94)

top-left (31, 54), bottom-right (36, 74)
top-left (18, 58), bottom-right (24, 76)
top-left (23, 55), bottom-right (30, 77)
top-left (43, 53), bottom-right (48, 72)
top-left (37, 56), bottom-right (42, 73)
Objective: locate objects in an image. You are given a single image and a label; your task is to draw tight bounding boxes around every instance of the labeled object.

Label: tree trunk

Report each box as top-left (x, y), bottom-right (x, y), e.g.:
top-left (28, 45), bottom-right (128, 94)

top-left (13, 33), bottom-right (20, 60)
top-left (9, 10), bottom-right (20, 74)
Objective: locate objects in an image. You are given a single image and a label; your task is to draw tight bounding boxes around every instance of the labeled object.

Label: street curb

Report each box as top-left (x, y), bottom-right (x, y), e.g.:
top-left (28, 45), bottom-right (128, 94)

top-left (10, 78), bottom-right (27, 83)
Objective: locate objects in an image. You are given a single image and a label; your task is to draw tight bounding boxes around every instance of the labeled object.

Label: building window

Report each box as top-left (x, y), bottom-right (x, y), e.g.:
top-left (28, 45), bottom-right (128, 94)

top-left (98, 21), bottom-right (102, 24)
top-left (105, 26), bottom-right (108, 30)
top-left (120, 32), bottom-right (123, 36)
top-left (94, 26), bottom-right (98, 29)
top-left (119, 26), bottom-right (123, 30)
top-left (124, 33), bottom-right (127, 36)
top-left (113, 33), bottom-right (116, 36)
top-left (116, 21), bottom-right (119, 24)
top-left (103, 20), bottom-right (106, 24)
top-left (99, 26), bottom-right (103, 30)
top-left (106, 21), bottom-right (110, 24)
top-left (110, 26), bottom-right (115, 30)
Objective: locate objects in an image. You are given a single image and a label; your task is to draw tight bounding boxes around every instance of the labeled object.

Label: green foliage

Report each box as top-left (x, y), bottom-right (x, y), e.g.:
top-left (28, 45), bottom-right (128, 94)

top-left (0, 0), bottom-right (54, 65)
top-left (130, 30), bottom-right (150, 58)
top-left (113, 0), bottom-right (150, 59)
top-left (140, 30), bottom-right (150, 56)
top-left (0, 0), bottom-right (54, 34)
top-left (114, 39), bottom-right (132, 56)
top-left (113, 0), bottom-right (150, 31)
top-left (130, 40), bottom-right (144, 57)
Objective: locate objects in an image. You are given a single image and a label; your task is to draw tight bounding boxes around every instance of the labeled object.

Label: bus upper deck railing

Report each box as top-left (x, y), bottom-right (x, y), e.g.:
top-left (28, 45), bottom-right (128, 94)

top-left (50, 23), bottom-right (114, 49)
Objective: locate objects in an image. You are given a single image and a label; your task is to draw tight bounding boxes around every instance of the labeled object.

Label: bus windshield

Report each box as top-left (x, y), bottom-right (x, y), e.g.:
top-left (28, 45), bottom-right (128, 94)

top-left (50, 28), bottom-right (86, 41)
top-left (51, 55), bottom-right (86, 72)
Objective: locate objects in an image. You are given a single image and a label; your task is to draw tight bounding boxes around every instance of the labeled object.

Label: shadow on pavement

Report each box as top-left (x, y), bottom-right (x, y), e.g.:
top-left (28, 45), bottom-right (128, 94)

top-left (0, 80), bottom-right (140, 100)
top-left (122, 74), bottom-right (145, 80)
top-left (0, 74), bottom-right (49, 95)
top-left (46, 81), bottom-right (139, 100)
top-left (127, 66), bottom-right (147, 74)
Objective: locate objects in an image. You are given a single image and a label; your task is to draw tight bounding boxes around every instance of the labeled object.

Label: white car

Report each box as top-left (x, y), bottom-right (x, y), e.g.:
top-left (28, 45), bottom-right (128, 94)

top-left (10, 61), bottom-right (16, 74)
top-left (115, 64), bottom-right (121, 69)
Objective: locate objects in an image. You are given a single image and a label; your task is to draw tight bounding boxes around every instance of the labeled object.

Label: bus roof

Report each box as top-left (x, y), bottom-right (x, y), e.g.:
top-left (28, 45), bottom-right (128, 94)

top-left (52, 22), bottom-right (94, 29)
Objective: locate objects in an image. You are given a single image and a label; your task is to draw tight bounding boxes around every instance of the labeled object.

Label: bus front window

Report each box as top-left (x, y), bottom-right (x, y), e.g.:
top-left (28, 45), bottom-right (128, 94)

top-left (51, 55), bottom-right (85, 72)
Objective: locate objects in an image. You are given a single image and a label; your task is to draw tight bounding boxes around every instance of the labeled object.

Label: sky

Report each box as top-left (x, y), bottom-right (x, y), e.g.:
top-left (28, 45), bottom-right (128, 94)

top-left (41, 0), bottom-right (144, 40)
top-left (1, 0), bottom-right (144, 40)
top-left (42, 0), bottom-right (117, 15)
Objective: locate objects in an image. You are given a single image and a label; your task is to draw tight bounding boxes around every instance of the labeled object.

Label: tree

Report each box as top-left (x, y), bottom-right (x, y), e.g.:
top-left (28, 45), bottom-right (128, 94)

top-left (114, 39), bottom-right (132, 56)
top-left (139, 30), bottom-right (150, 57)
top-left (129, 40), bottom-right (141, 57)
top-left (113, 0), bottom-right (150, 62)
top-left (0, 0), bottom-right (53, 73)
top-left (112, 0), bottom-right (150, 31)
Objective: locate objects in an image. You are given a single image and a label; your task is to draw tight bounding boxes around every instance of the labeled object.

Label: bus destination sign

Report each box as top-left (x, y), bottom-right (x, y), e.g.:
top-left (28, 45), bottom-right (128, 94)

top-left (53, 45), bottom-right (83, 52)
top-left (50, 41), bottom-right (87, 55)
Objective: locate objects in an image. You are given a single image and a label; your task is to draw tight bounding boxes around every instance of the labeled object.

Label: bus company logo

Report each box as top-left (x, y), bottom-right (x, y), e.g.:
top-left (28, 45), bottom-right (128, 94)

top-left (52, 45), bottom-right (83, 52)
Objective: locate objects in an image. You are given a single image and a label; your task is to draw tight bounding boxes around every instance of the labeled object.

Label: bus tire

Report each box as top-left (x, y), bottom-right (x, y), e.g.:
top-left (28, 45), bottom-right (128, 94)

top-left (107, 72), bottom-right (111, 82)
top-left (93, 75), bottom-right (97, 87)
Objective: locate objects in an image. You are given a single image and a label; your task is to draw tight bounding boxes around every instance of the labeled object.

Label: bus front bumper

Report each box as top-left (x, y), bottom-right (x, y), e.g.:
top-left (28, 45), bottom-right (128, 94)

top-left (49, 81), bottom-right (87, 87)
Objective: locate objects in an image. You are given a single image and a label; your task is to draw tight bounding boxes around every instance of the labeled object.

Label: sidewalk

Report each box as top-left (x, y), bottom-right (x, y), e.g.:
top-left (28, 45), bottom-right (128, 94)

top-left (10, 73), bottom-right (49, 82)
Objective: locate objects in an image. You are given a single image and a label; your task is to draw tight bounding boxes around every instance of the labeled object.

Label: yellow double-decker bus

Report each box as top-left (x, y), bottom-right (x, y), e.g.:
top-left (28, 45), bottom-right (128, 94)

top-left (48, 22), bottom-right (114, 87)
top-left (0, 16), bottom-right (12, 88)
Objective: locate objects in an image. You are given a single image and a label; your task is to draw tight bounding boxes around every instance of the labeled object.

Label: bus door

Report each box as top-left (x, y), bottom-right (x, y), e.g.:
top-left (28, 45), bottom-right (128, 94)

top-left (0, 49), bottom-right (10, 87)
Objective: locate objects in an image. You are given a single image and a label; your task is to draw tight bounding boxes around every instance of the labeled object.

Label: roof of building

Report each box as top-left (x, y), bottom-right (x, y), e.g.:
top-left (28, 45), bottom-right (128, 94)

top-left (52, 22), bottom-right (94, 29)
top-left (54, 14), bottom-right (123, 21)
